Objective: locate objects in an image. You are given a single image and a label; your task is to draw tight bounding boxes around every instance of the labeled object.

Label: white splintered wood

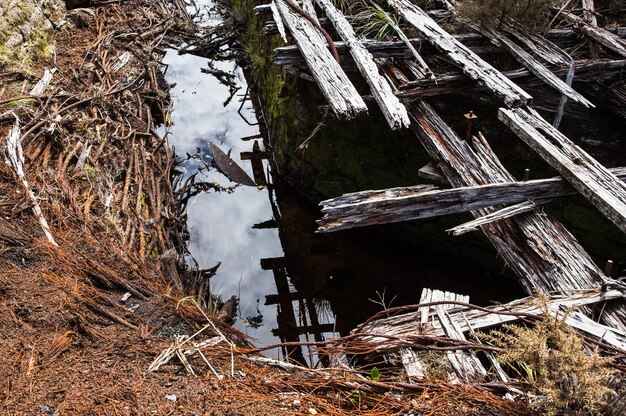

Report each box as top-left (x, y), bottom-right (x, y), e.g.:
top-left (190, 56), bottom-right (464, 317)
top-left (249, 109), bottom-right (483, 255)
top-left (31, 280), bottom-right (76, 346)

top-left (481, 28), bottom-right (593, 108)
top-left (447, 200), bottom-right (539, 236)
top-left (358, 290), bottom-right (625, 344)
top-left (270, 1), bottom-right (288, 43)
top-left (499, 107), bottom-right (626, 234)
top-left (275, 0), bottom-right (368, 119)
top-left (563, 11), bottom-right (626, 57)
top-left (387, 0), bottom-right (531, 107)
top-left (317, 167), bottom-right (626, 232)
top-left (314, 0), bottom-right (410, 130)
top-left (564, 311), bottom-right (626, 351)
top-left (400, 347), bottom-right (426, 377)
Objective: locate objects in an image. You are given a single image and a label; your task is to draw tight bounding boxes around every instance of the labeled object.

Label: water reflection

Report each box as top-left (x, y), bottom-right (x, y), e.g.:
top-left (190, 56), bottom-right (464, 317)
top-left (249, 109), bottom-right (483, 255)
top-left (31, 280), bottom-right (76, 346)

top-left (162, 18), bottom-right (524, 365)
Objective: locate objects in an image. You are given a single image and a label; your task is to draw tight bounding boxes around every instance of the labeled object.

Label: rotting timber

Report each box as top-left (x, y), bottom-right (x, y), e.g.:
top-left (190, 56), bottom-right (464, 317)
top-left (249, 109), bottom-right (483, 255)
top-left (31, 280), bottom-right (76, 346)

top-left (247, 0), bottom-right (626, 404)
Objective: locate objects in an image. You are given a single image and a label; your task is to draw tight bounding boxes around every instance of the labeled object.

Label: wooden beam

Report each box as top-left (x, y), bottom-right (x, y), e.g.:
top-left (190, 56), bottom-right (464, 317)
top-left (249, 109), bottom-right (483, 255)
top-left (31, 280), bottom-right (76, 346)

top-left (314, 0), bottom-right (410, 130)
top-left (317, 167), bottom-right (626, 233)
top-left (386, 0), bottom-right (532, 107)
top-left (399, 100), bottom-right (626, 331)
top-left (479, 27), bottom-right (593, 108)
top-left (274, 0), bottom-right (368, 119)
top-left (562, 11), bottom-right (626, 57)
top-left (499, 107), bottom-right (626, 234)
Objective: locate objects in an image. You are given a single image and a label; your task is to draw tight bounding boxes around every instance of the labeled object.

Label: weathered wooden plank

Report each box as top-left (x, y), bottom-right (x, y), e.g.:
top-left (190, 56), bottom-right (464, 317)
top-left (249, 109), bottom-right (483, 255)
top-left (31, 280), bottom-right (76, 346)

top-left (386, 0), bottom-right (532, 107)
top-left (274, 0), bottom-right (368, 119)
top-left (255, 3), bottom-right (454, 20)
top-left (565, 311), bottom-right (626, 351)
top-left (446, 200), bottom-right (539, 236)
top-left (367, 1), bottom-right (431, 78)
top-left (314, 0), bottom-right (410, 130)
top-left (502, 25), bottom-right (571, 67)
top-left (358, 289), bottom-right (625, 345)
top-left (317, 167), bottom-right (626, 232)
top-left (499, 107), bottom-right (626, 234)
top-left (563, 11), bottom-right (626, 57)
top-left (430, 290), bottom-right (487, 381)
top-left (270, 1), bottom-right (288, 43)
top-left (480, 27), bottom-right (593, 108)
top-left (398, 99), bottom-right (626, 331)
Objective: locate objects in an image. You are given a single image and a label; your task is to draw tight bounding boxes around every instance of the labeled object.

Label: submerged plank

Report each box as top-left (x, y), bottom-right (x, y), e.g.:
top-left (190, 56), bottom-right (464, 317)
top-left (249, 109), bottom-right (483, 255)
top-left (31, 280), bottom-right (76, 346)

top-left (499, 107), bottom-right (626, 234)
top-left (386, 0), bottom-right (531, 107)
top-left (274, 0), bottom-right (368, 119)
top-left (314, 0), bottom-right (410, 129)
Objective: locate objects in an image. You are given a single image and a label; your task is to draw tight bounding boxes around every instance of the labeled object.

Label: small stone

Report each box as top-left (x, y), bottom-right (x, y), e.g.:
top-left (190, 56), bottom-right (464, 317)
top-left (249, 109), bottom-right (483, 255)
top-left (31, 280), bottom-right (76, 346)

top-left (120, 292), bottom-right (131, 303)
top-left (292, 399), bottom-right (301, 406)
top-left (308, 408), bottom-right (318, 415)
top-left (165, 394), bottom-right (177, 402)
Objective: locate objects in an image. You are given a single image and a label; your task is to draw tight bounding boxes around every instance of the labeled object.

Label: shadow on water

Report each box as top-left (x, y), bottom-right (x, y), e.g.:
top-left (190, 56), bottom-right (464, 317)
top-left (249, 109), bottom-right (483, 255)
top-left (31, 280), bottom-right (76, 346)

top-left (162, 47), bottom-right (525, 365)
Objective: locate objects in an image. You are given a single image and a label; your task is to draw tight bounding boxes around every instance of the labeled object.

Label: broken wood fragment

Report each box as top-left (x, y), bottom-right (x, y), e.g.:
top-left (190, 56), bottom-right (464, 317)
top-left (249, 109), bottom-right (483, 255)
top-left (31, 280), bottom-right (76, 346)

top-left (563, 11), bottom-right (626, 58)
top-left (317, 167), bottom-right (626, 232)
top-left (478, 27), bottom-right (593, 108)
top-left (314, 0), bottom-right (410, 129)
top-left (499, 107), bottom-right (626, 234)
top-left (274, 0), bottom-right (368, 119)
top-left (387, 0), bottom-right (531, 107)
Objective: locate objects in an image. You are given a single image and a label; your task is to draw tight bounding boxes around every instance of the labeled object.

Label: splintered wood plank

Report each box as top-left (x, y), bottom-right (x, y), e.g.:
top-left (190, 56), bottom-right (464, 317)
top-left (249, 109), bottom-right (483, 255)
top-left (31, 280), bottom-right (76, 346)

top-left (499, 107), bottom-right (626, 234)
top-left (269, 1), bottom-right (288, 43)
top-left (317, 167), bottom-right (626, 232)
top-left (386, 0), bottom-right (532, 107)
top-left (358, 289), bottom-right (625, 344)
top-left (563, 11), bottom-right (626, 57)
top-left (314, 0), bottom-right (410, 129)
top-left (480, 28), bottom-right (593, 108)
top-left (274, 0), bottom-right (368, 119)
top-left (398, 99), bottom-right (626, 332)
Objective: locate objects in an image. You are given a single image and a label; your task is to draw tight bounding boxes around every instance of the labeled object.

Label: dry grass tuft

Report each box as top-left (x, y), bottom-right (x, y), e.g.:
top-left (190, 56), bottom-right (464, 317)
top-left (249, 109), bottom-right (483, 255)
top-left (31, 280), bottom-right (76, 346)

top-left (480, 300), bottom-right (615, 415)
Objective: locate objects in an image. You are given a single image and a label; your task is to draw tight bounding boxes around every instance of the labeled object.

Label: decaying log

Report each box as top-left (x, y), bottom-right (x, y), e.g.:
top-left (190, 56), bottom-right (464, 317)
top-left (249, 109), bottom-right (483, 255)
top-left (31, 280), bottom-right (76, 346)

top-left (314, 0), bottom-right (410, 130)
top-left (274, 0), bottom-right (368, 119)
top-left (499, 107), bottom-right (626, 234)
top-left (317, 166), bottom-right (626, 233)
top-left (387, 0), bottom-right (531, 107)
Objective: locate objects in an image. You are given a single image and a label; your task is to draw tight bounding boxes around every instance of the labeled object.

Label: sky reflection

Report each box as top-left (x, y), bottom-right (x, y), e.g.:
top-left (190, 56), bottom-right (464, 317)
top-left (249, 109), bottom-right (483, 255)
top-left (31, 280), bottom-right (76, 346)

top-left (163, 50), bottom-right (286, 353)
